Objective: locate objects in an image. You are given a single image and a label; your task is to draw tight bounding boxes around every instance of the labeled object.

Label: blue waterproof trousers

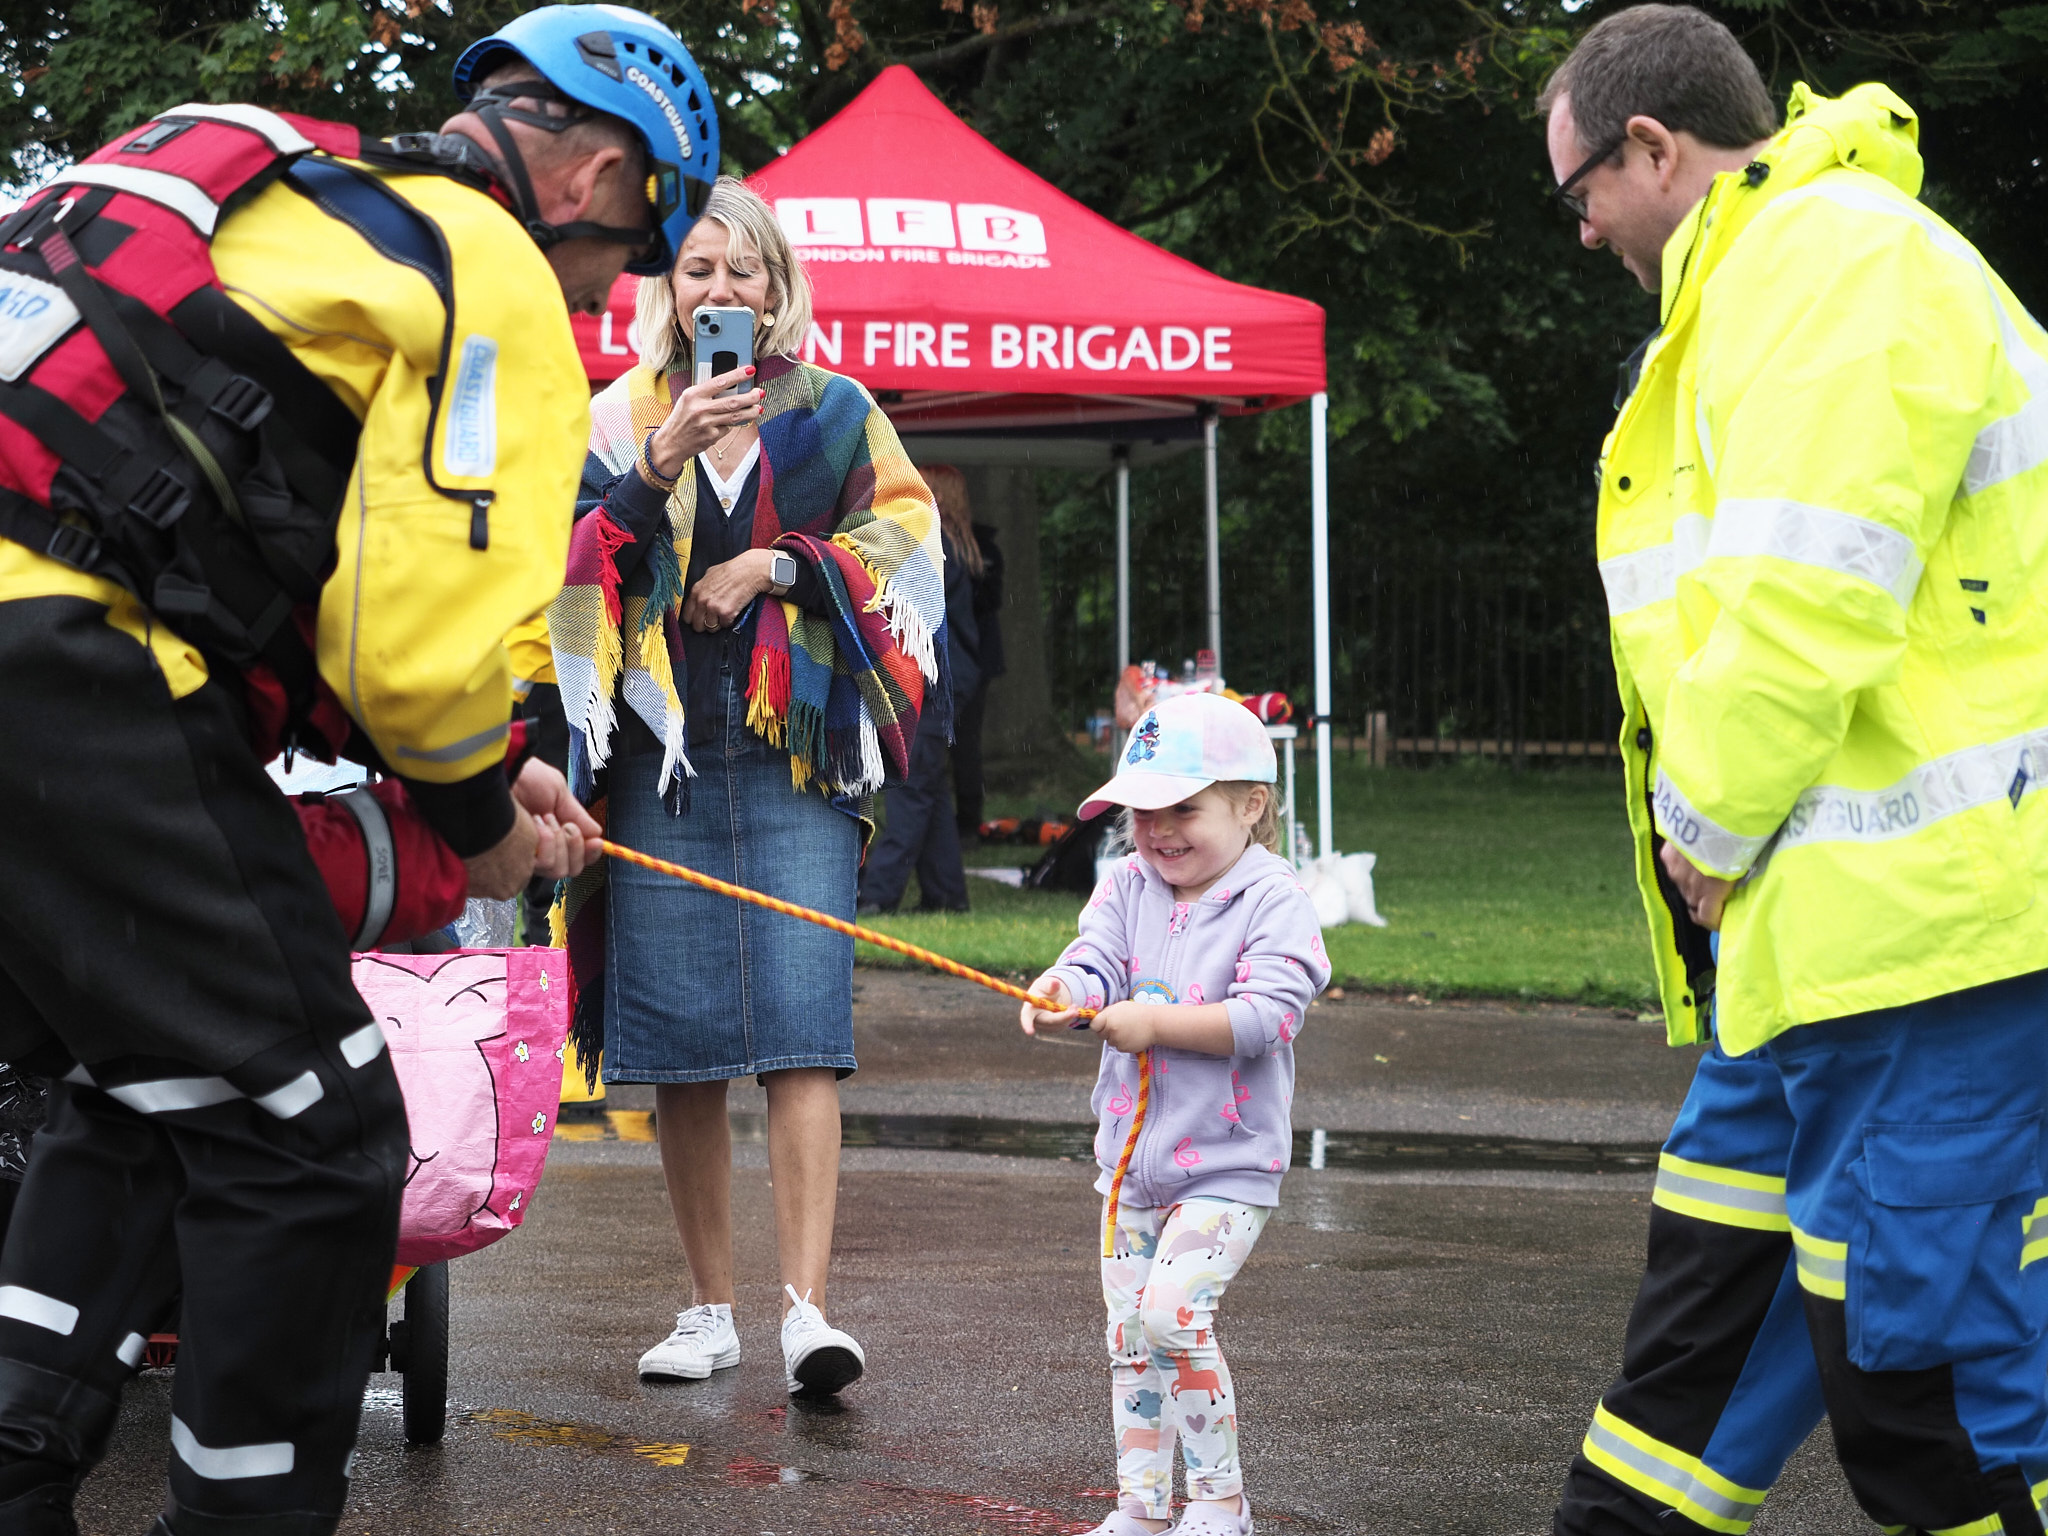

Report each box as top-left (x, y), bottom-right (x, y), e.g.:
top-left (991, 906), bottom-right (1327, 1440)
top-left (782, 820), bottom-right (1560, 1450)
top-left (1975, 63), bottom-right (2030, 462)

top-left (1560, 969), bottom-right (2048, 1535)
top-left (1556, 1040), bottom-right (1825, 1534)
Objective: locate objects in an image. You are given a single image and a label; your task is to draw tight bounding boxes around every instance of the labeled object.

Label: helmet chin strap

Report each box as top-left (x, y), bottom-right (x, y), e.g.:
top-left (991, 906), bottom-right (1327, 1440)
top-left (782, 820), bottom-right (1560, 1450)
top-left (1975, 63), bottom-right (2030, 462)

top-left (464, 82), bottom-right (656, 261)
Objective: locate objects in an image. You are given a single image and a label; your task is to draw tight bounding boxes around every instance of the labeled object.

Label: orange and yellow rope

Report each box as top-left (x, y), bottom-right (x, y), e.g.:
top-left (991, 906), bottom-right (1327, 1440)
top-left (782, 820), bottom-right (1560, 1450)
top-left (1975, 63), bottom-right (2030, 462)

top-left (593, 837), bottom-right (1145, 1256)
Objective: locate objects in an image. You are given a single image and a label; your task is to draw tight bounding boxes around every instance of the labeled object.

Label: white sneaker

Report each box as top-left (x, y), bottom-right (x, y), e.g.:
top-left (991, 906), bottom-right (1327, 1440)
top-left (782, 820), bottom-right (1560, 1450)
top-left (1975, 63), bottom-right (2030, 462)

top-left (780, 1284), bottom-right (865, 1396)
top-left (637, 1304), bottom-right (741, 1381)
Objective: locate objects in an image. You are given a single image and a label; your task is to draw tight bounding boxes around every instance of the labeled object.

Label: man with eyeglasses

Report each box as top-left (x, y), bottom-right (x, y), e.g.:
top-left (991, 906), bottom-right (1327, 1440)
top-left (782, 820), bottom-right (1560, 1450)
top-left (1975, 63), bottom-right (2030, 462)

top-left (1542, 7), bottom-right (2048, 1536)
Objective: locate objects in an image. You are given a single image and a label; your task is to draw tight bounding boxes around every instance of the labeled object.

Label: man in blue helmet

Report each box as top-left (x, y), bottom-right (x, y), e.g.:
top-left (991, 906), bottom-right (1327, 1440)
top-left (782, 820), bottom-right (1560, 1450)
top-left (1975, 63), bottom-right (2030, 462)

top-left (0, 9), bottom-right (722, 1533)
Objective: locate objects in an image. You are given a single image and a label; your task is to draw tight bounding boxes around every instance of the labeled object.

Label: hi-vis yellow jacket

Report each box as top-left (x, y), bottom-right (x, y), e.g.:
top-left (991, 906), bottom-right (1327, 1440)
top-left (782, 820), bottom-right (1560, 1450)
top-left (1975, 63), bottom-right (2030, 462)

top-left (1603, 83), bottom-right (2048, 1053)
top-left (0, 157), bottom-right (587, 825)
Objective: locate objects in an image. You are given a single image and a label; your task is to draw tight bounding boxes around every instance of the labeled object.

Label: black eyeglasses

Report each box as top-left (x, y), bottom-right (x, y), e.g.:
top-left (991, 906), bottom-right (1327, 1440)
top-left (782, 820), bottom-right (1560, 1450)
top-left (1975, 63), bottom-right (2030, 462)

top-left (1552, 136), bottom-right (1624, 222)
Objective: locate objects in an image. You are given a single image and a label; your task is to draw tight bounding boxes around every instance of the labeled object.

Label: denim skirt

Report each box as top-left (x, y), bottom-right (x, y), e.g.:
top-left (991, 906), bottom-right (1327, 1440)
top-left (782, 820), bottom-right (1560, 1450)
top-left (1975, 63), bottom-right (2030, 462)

top-left (602, 668), bottom-right (858, 1083)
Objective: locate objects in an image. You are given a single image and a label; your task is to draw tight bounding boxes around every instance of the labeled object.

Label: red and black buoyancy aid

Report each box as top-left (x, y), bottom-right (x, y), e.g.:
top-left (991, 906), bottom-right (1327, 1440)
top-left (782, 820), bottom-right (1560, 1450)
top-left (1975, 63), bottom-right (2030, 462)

top-left (0, 105), bottom-right (520, 947)
top-left (0, 103), bottom-right (506, 755)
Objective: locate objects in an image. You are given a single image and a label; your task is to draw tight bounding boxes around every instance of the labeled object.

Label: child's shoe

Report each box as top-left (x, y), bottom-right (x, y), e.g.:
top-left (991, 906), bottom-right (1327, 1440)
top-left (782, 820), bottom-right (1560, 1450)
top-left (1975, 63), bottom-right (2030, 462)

top-left (637, 1303), bottom-right (740, 1380)
top-left (1171, 1495), bottom-right (1253, 1535)
top-left (1081, 1508), bottom-right (1167, 1536)
top-left (780, 1284), bottom-right (865, 1396)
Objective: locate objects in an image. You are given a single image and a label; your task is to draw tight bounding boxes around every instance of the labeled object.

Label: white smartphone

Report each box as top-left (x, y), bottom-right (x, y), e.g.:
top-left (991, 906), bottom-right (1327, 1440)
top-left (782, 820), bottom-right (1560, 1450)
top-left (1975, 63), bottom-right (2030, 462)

top-left (692, 306), bottom-right (755, 396)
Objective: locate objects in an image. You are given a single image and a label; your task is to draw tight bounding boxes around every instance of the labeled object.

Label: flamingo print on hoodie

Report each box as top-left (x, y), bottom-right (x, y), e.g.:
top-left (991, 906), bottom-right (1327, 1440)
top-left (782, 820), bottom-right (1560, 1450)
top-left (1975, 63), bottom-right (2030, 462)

top-left (1046, 843), bottom-right (1329, 1211)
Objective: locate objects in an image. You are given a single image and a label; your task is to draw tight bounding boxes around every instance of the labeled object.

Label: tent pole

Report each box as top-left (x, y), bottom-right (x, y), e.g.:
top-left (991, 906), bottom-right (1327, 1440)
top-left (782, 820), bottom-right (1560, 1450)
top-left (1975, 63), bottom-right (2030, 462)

top-left (1311, 391), bottom-right (1334, 860)
top-left (1114, 445), bottom-right (1131, 675)
top-left (1202, 408), bottom-right (1222, 672)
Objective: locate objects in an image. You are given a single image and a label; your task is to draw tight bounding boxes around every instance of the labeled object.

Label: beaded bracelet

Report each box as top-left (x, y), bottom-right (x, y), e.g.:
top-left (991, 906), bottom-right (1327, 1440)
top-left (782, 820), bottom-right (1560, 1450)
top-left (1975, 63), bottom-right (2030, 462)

top-left (637, 430), bottom-right (679, 492)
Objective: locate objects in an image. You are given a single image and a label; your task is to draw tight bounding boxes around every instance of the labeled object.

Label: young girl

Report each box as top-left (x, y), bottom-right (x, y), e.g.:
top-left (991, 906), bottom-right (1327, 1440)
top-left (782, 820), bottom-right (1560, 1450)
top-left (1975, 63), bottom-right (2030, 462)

top-left (1021, 692), bottom-right (1330, 1536)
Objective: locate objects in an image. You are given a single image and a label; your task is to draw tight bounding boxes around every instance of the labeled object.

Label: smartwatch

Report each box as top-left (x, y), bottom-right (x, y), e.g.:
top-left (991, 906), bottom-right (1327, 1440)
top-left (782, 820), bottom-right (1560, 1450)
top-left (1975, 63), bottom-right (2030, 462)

top-left (768, 551), bottom-right (798, 597)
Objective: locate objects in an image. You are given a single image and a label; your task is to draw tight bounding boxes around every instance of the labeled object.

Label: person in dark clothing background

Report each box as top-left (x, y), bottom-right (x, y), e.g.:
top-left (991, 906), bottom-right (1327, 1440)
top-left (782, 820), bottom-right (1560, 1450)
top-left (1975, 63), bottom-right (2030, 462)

top-left (859, 464), bottom-right (985, 913)
top-left (941, 471), bottom-right (1005, 841)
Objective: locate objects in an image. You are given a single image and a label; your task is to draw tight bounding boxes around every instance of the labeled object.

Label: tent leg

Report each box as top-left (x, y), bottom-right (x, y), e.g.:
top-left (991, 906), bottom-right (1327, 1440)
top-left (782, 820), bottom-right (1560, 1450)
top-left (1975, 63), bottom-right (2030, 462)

top-left (1311, 392), bottom-right (1334, 860)
top-left (1115, 446), bottom-right (1131, 674)
top-left (1202, 409), bottom-right (1222, 673)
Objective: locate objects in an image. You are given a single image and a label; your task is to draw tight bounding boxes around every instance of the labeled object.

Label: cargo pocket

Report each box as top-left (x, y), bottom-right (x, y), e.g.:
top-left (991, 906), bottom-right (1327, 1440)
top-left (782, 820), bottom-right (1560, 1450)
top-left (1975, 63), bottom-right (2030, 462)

top-left (1849, 1113), bottom-right (2046, 1372)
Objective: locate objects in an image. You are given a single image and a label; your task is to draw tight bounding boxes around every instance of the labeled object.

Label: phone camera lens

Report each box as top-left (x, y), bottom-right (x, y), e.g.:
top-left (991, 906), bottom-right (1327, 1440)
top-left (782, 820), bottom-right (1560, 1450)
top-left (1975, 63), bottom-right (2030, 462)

top-left (706, 319), bottom-right (721, 335)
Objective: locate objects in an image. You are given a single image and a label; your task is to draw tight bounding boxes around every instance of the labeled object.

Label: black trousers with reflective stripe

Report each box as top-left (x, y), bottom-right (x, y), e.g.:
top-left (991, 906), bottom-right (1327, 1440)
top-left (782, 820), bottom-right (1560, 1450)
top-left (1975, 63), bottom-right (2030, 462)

top-left (1555, 1211), bottom-right (1816, 1535)
top-left (1557, 1040), bottom-right (1824, 1535)
top-left (0, 596), bottom-right (406, 1533)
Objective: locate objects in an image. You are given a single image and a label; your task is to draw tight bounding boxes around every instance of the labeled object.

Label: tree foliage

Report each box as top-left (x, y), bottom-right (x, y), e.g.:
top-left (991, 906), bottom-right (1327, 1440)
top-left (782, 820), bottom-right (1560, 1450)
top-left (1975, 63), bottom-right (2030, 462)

top-left (5, 0), bottom-right (2043, 730)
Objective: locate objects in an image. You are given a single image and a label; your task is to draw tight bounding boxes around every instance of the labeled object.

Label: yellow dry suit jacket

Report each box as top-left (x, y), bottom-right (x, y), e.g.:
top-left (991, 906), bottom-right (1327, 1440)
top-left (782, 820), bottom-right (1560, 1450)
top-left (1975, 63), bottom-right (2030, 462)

top-left (1601, 83), bottom-right (2048, 1053)
top-left (0, 154), bottom-right (588, 848)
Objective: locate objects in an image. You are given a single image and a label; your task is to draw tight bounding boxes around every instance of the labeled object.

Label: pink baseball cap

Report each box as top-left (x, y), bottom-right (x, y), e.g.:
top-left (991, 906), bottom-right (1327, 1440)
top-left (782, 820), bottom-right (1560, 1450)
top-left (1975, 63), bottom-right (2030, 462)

top-left (1079, 692), bottom-right (1277, 820)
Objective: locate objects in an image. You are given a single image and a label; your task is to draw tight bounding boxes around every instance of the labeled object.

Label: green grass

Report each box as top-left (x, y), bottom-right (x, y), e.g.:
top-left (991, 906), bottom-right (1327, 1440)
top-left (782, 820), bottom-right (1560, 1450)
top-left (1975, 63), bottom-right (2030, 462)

top-left (861, 757), bottom-right (1658, 1008)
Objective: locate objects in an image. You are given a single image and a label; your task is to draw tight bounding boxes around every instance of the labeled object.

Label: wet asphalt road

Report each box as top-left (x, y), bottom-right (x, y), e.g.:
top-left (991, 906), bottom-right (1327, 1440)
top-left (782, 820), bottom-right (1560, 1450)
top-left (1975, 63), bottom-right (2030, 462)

top-left (78, 973), bottom-right (1871, 1534)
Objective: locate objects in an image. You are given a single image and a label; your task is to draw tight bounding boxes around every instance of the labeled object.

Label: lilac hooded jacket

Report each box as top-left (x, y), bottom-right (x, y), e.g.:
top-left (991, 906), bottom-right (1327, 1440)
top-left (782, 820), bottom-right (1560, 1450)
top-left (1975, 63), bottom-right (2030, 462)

top-left (1046, 844), bottom-right (1332, 1210)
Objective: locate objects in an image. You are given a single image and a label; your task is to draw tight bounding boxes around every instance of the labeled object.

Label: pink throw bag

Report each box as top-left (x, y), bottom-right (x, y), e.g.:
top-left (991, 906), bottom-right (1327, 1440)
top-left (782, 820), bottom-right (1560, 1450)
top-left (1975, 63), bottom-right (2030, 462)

top-left (350, 949), bottom-right (571, 1267)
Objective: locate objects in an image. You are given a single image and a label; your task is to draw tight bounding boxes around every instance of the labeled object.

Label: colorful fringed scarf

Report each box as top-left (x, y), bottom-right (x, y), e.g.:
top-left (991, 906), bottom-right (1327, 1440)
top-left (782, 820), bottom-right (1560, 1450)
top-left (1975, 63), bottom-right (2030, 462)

top-left (548, 354), bottom-right (949, 1080)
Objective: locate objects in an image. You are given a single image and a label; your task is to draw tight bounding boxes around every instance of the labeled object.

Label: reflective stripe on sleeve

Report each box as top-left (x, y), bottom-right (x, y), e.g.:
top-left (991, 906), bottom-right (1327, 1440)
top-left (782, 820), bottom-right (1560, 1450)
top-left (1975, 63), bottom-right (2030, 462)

top-left (1599, 516), bottom-right (1706, 617)
top-left (1653, 768), bottom-right (1772, 876)
top-left (1581, 1403), bottom-right (1767, 1534)
top-left (1791, 1225), bottom-right (1847, 1300)
top-left (1602, 498), bottom-right (1922, 619)
top-left (1710, 499), bottom-right (1924, 608)
top-left (1651, 1153), bottom-right (1789, 1232)
top-left (1773, 725), bottom-right (2048, 855)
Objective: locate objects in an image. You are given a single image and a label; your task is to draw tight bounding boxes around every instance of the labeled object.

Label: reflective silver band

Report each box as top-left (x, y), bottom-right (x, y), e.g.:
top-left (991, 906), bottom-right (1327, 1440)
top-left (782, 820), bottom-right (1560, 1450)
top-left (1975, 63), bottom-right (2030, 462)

top-left (1711, 498), bottom-right (1923, 608)
top-left (1601, 496), bottom-right (1922, 618)
top-left (171, 1415), bottom-right (294, 1480)
top-left (49, 166), bottom-right (220, 236)
top-left (1773, 726), bottom-right (2048, 853)
top-left (105, 1076), bottom-right (242, 1115)
top-left (339, 1022), bottom-right (388, 1069)
top-left (1653, 1169), bottom-right (1789, 1219)
top-left (251, 1070), bottom-right (324, 1121)
top-left (332, 787), bottom-right (397, 949)
top-left (0, 1285), bottom-right (78, 1337)
top-left (391, 721), bottom-right (509, 764)
top-left (1653, 768), bottom-right (1773, 875)
top-left (1583, 1418), bottom-right (1763, 1525)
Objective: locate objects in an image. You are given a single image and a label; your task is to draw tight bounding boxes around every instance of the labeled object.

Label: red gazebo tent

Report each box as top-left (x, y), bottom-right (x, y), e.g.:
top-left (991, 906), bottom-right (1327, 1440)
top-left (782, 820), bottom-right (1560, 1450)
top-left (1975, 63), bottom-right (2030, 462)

top-left (572, 66), bottom-right (1338, 851)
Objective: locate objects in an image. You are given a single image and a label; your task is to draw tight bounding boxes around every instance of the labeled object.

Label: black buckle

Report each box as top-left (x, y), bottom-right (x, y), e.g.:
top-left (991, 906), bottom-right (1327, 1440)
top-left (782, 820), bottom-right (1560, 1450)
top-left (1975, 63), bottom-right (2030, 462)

top-left (211, 374), bottom-right (273, 432)
top-left (151, 573), bottom-right (212, 618)
top-left (45, 521), bottom-right (100, 570)
top-left (128, 466), bottom-right (190, 529)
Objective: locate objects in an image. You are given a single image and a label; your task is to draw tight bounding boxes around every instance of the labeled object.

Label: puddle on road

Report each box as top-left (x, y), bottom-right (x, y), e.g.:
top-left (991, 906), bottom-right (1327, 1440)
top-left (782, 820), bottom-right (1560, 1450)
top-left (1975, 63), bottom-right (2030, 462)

top-left (464, 1408), bottom-right (692, 1467)
top-left (557, 1108), bottom-right (1658, 1173)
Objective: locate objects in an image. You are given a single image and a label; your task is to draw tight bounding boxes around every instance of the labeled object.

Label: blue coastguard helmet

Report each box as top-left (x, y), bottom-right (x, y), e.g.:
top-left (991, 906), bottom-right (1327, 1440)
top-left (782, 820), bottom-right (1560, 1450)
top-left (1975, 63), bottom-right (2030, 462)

top-left (452, 5), bottom-right (718, 274)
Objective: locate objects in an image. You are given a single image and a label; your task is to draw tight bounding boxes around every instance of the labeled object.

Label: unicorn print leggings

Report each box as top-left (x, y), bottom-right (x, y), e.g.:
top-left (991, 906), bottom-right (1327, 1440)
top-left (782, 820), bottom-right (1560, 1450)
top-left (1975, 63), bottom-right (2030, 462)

top-left (1103, 1196), bottom-right (1272, 1519)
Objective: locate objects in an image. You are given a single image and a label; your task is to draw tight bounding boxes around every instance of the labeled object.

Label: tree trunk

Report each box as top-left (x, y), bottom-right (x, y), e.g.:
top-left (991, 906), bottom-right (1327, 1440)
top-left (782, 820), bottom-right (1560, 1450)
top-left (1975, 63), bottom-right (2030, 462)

top-left (964, 465), bottom-right (1065, 772)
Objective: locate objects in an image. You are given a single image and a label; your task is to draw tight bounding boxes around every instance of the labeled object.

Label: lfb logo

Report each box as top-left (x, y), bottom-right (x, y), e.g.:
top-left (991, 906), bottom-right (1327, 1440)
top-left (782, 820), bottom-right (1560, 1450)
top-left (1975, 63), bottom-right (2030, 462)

top-left (777, 198), bottom-right (1047, 256)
